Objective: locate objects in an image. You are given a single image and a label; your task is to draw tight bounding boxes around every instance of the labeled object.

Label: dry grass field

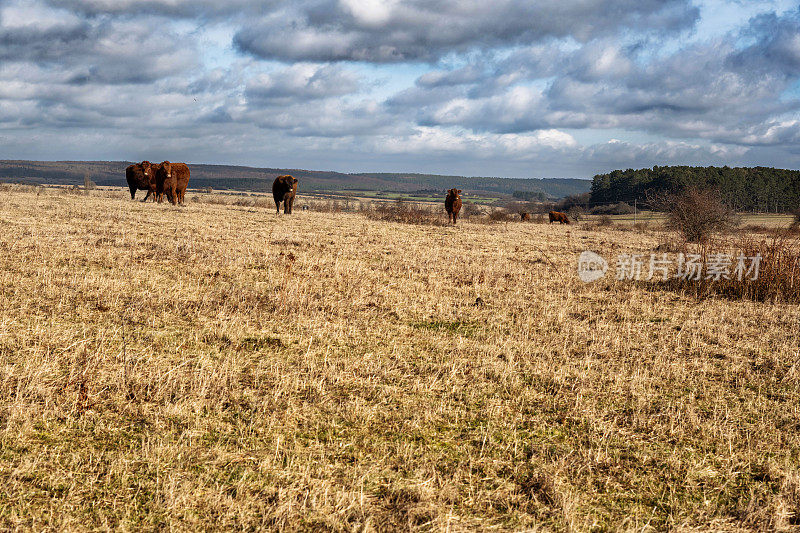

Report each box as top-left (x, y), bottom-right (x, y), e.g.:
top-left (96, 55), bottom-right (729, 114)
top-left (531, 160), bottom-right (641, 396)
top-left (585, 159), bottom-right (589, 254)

top-left (1, 186), bottom-right (799, 531)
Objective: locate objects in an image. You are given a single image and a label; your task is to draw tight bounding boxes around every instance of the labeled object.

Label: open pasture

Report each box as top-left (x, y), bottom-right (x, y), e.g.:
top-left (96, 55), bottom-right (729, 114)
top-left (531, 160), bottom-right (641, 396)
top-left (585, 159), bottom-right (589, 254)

top-left (0, 187), bottom-right (799, 530)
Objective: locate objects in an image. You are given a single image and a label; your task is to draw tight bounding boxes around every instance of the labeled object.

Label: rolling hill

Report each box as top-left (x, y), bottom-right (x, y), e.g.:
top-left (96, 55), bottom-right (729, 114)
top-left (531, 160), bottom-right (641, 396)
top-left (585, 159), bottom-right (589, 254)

top-left (0, 160), bottom-right (590, 199)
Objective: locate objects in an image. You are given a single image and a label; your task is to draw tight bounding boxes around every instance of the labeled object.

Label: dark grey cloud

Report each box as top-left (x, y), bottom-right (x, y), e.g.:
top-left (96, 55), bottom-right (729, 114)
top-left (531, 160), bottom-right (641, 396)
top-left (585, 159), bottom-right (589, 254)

top-left (245, 64), bottom-right (361, 104)
top-left (0, 8), bottom-right (198, 84)
top-left (727, 10), bottom-right (800, 78)
top-left (233, 0), bottom-right (699, 63)
top-left (44, 0), bottom-right (278, 18)
top-left (0, 13), bottom-right (92, 63)
top-left (400, 9), bottom-right (800, 148)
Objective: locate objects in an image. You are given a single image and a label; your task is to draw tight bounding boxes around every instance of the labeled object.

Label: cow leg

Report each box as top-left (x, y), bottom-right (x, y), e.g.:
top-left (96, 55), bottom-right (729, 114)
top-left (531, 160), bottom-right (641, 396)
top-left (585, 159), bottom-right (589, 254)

top-left (275, 200), bottom-right (281, 214)
top-left (129, 185), bottom-right (137, 200)
top-left (287, 196), bottom-right (294, 214)
top-left (453, 211), bottom-right (457, 224)
top-left (141, 190), bottom-right (151, 202)
top-left (170, 185), bottom-right (177, 205)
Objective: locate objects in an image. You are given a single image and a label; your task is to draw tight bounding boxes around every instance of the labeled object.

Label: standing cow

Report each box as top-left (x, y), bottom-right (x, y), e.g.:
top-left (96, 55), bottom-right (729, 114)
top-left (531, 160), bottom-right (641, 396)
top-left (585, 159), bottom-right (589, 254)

top-left (520, 212), bottom-right (531, 221)
top-left (445, 189), bottom-right (462, 224)
top-left (125, 161), bottom-right (157, 201)
top-left (272, 175), bottom-right (298, 214)
top-left (155, 161), bottom-right (190, 205)
top-left (548, 211), bottom-right (570, 224)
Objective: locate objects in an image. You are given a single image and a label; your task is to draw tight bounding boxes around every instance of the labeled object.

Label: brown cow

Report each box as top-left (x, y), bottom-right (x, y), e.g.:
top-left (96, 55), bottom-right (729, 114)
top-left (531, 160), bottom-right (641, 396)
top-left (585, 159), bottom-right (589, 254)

top-left (125, 161), bottom-right (157, 201)
top-left (520, 212), bottom-right (531, 221)
top-left (548, 211), bottom-right (570, 224)
top-left (155, 161), bottom-right (190, 205)
top-left (272, 175), bottom-right (298, 214)
top-left (445, 189), bottom-right (462, 224)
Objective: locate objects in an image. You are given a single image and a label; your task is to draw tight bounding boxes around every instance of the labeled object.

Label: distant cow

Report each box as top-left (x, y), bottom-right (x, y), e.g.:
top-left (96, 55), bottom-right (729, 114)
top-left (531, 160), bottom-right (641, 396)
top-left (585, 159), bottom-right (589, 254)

top-left (273, 175), bottom-right (298, 214)
top-left (125, 161), bottom-right (157, 201)
top-left (155, 161), bottom-right (190, 205)
top-left (549, 211), bottom-right (570, 224)
top-left (445, 189), bottom-right (462, 224)
top-left (520, 212), bottom-right (531, 221)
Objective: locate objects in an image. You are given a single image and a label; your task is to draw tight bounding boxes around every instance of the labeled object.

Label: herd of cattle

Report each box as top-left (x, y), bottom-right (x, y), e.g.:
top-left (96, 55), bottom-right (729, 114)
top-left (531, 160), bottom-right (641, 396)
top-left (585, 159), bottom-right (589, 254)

top-left (125, 162), bottom-right (569, 223)
top-left (444, 188), bottom-right (570, 225)
top-left (126, 161), bottom-right (190, 205)
top-left (126, 161), bottom-right (298, 213)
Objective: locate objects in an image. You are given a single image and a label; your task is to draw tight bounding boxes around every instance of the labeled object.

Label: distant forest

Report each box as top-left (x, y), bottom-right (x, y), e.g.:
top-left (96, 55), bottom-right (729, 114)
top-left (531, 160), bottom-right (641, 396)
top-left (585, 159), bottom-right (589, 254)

top-left (590, 166), bottom-right (800, 212)
top-left (0, 160), bottom-right (591, 199)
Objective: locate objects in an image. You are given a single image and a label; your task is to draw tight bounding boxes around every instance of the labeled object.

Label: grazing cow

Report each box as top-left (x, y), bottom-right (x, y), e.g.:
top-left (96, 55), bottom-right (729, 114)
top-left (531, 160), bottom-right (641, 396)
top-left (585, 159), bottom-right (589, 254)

top-left (272, 175), bottom-right (298, 214)
top-left (155, 161), bottom-right (190, 205)
top-left (445, 189), bottom-right (462, 224)
top-left (125, 161), bottom-right (157, 201)
top-left (520, 212), bottom-right (531, 221)
top-left (549, 211), bottom-right (570, 224)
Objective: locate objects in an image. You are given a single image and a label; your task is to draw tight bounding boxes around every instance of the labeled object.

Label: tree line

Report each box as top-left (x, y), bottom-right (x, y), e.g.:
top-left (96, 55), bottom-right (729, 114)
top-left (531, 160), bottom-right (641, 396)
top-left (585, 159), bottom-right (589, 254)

top-left (590, 166), bottom-right (800, 212)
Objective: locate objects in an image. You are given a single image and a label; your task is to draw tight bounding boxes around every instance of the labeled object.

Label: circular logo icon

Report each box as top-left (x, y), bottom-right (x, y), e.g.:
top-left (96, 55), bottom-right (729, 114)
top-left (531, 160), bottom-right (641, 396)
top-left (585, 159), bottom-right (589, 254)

top-left (578, 250), bottom-right (608, 283)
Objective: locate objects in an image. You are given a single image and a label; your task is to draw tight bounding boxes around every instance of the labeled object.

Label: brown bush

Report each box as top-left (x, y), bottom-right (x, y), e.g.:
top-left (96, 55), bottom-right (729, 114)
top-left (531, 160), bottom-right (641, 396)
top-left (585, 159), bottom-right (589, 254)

top-left (660, 187), bottom-right (739, 243)
top-left (365, 201), bottom-right (447, 226)
top-left (654, 233), bottom-right (800, 303)
top-left (590, 202), bottom-right (635, 215)
top-left (460, 201), bottom-right (483, 219)
top-left (486, 209), bottom-right (513, 222)
top-left (597, 215), bottom-right (614, 227)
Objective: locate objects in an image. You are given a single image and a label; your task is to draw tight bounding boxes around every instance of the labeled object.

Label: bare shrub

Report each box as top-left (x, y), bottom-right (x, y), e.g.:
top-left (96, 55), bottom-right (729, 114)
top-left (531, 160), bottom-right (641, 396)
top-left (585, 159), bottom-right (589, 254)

top-left (486, 209), bottom-right (513, 222)
top-left (655, 187), bottom-right (739, 243)
top-left (460, 201), bottom-right (483, 219)
top-left (83, 174), bottom-right (96, 194)
top-left (567, 206), bottom-right (584, 222)
top-left (597, 215), bottom-right (614, 227)
top-left (591, 202), bottom-right (634, 215)
top-left (232, 197), bottom-right (253, 207)
top-left (314, 200), bottom-right (343, 213)
top-left (556, 192), bottom-right (590, 212)
top-left (652, 233), bottom-right (800, 303)
top-left (365, 200), bottom-right (447, 226)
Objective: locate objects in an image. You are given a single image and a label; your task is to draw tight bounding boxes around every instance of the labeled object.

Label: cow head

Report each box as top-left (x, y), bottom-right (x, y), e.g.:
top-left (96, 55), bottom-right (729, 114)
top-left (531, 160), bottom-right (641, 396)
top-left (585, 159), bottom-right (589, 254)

top-left (160, 161), bottom-right (172, 178)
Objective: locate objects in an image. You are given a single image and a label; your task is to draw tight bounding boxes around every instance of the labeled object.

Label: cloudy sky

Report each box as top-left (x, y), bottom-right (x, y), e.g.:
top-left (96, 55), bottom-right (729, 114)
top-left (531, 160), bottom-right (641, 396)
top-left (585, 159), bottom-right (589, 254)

top-left (0, 0), bottom-right (799, 178)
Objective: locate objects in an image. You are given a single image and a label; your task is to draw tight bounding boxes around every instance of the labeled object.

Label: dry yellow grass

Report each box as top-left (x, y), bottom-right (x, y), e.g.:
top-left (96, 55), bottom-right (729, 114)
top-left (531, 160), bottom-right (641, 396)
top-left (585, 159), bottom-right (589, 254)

top-left (1, 186), bottom-right (799, 531)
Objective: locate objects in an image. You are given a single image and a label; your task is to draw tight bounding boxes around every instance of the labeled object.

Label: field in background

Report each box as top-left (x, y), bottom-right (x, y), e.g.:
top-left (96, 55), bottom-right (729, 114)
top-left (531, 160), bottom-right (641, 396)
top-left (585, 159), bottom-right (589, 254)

top-left (1, 186), bottom-right (799, 530)
top-left (587, 210), bottom-right (795, 229)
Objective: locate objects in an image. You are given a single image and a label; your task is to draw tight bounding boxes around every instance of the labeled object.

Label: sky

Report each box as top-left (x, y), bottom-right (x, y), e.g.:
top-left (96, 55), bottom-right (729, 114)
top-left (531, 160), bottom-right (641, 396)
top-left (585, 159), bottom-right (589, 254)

top-left (1, 0), bottom-right (800, 178)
